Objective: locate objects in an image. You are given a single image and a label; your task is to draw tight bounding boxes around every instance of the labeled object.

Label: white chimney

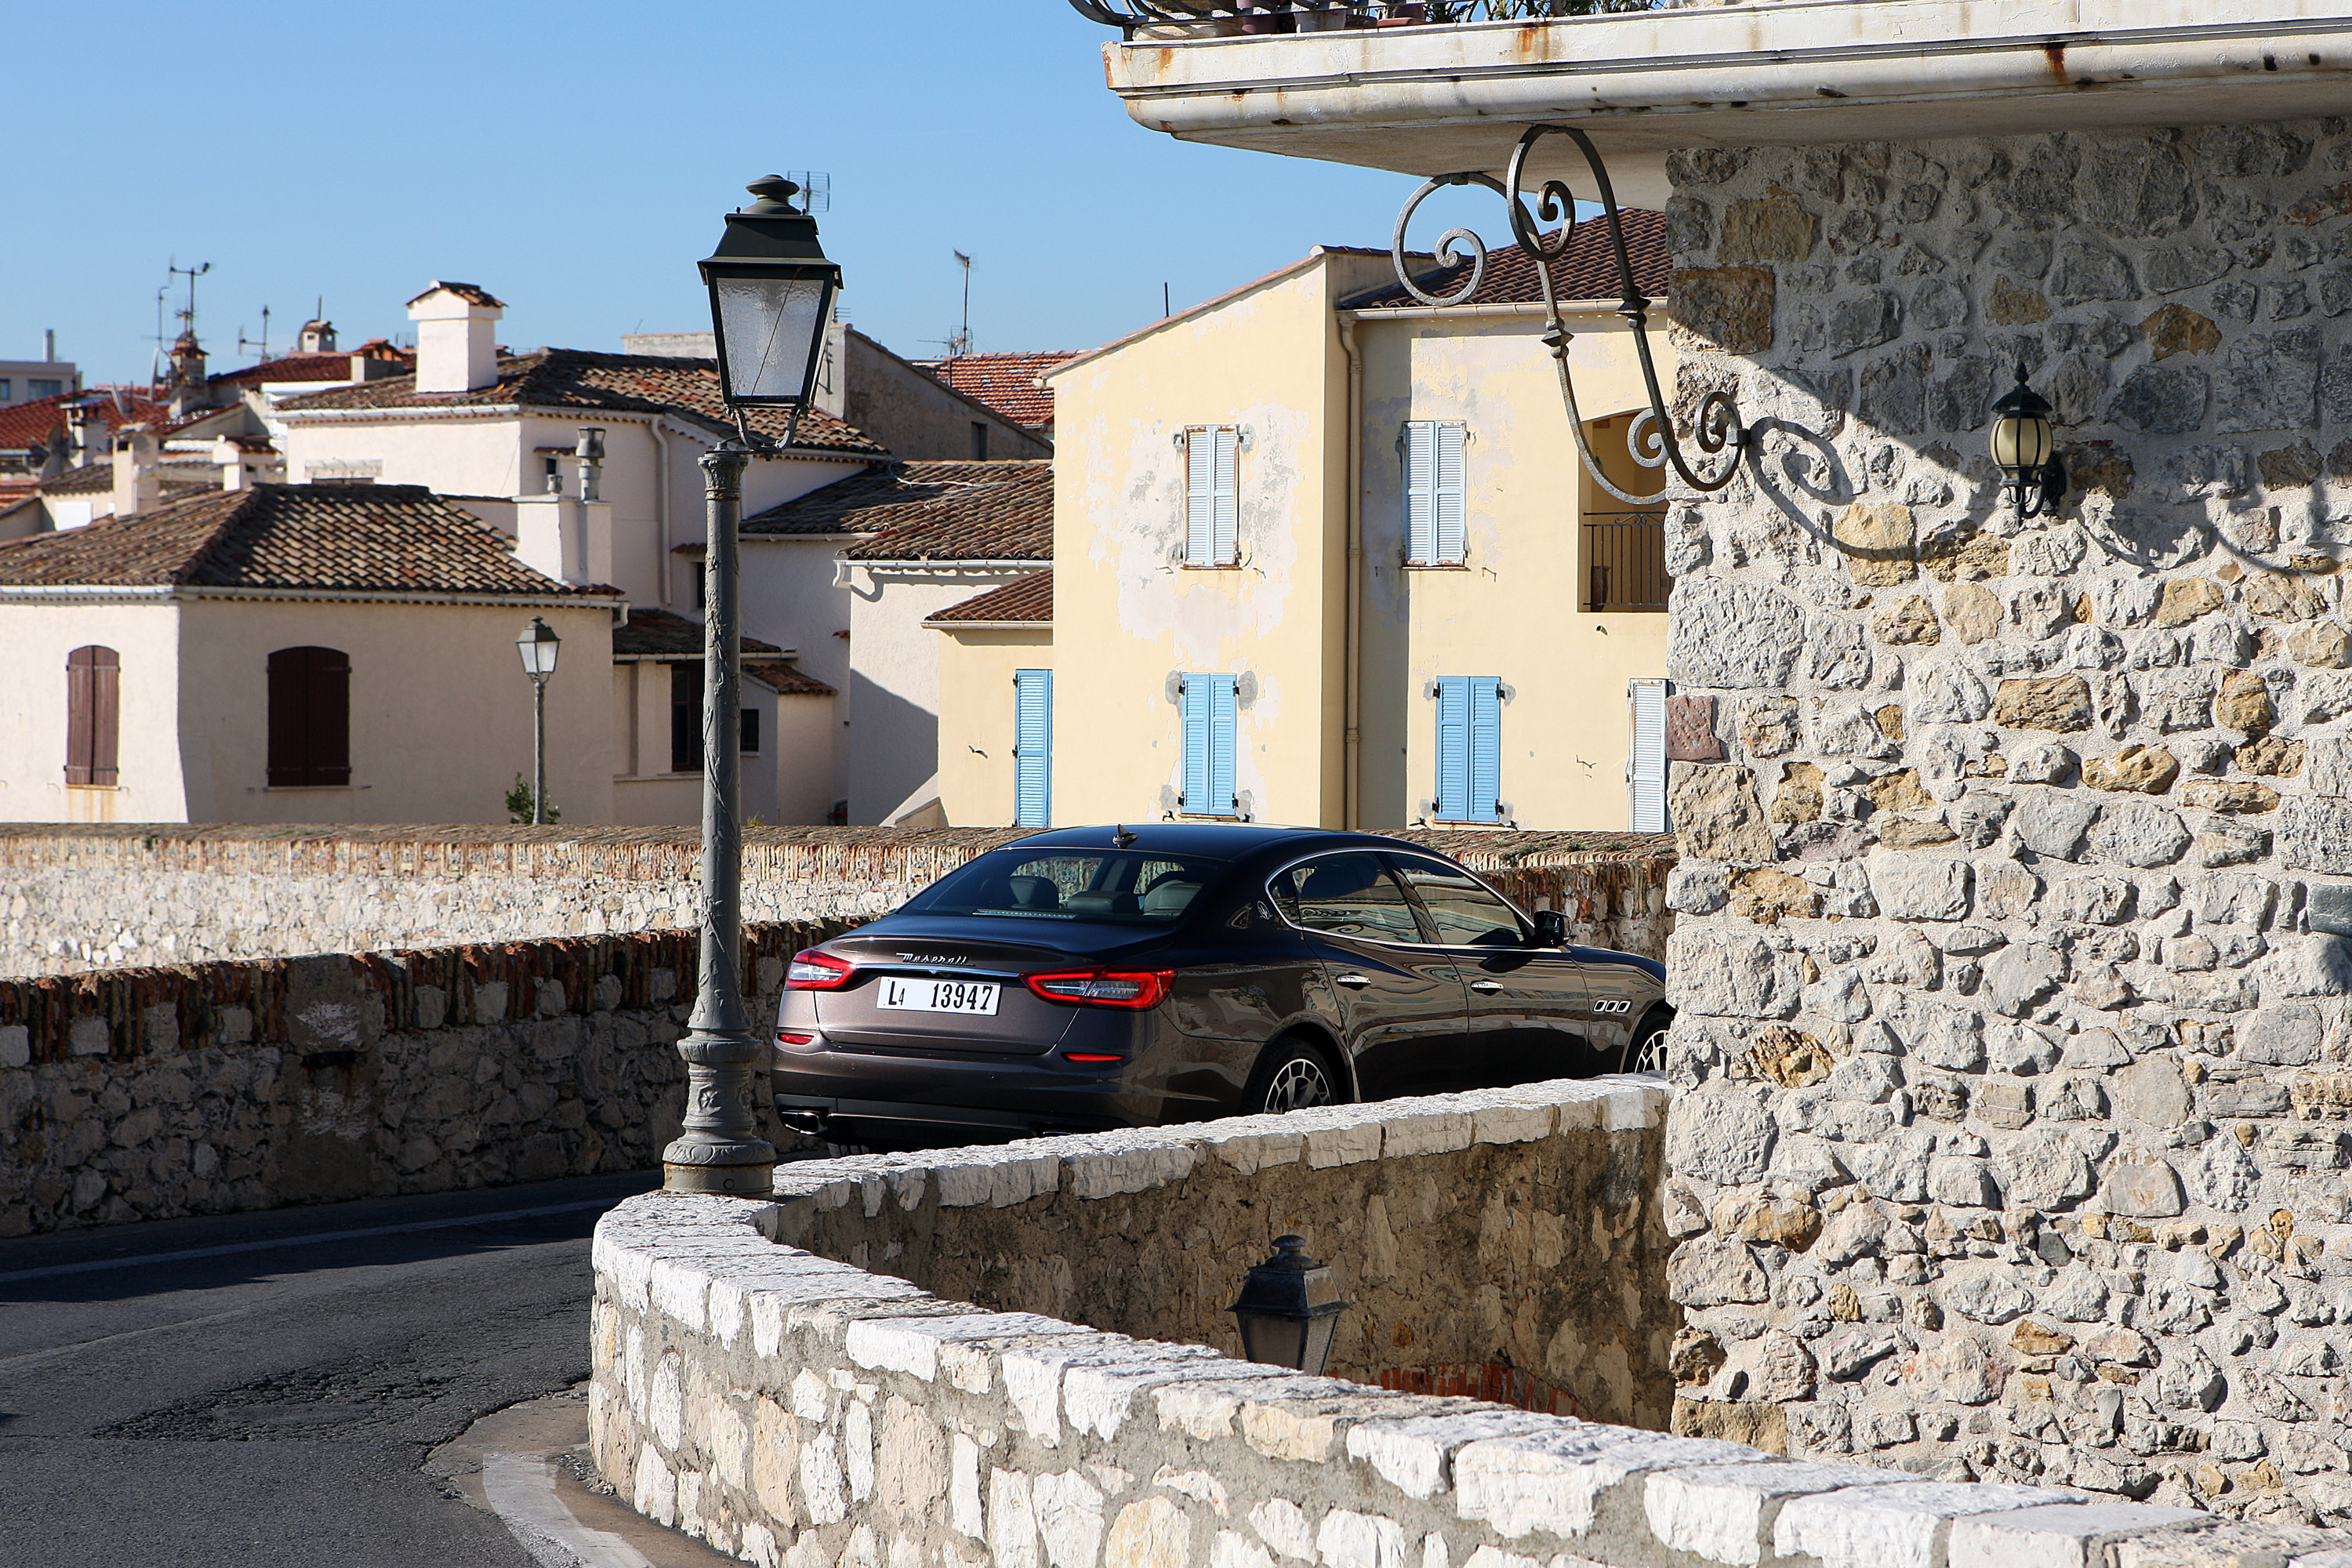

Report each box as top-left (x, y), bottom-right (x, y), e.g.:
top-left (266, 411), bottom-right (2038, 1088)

top-left (406, 281), bottom-right (505, 394)
top-left (111, 428), bottom-right (160, 517)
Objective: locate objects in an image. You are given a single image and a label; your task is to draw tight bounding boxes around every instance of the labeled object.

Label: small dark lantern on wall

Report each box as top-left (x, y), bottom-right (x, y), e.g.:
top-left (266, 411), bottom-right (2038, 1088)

top-left (1990, 362), bottom-right (2066, 523)
top-left (1229, 1234), bottom-right (1350, 1374)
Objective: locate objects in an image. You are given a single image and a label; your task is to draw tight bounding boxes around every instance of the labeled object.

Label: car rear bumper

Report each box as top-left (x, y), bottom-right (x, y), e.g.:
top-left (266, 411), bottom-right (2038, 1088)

top-left (770, 1045), bottom-right (1164, 1140)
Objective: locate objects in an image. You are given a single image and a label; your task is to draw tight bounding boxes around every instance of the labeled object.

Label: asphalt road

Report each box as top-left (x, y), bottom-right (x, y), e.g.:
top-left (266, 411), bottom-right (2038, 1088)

top-left (0, 1171), bottom-right (662, 1568)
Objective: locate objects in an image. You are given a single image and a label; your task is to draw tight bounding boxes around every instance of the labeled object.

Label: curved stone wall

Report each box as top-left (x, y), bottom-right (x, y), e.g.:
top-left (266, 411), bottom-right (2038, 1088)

top-left (586, 1082), bottom-right (2317, 1567)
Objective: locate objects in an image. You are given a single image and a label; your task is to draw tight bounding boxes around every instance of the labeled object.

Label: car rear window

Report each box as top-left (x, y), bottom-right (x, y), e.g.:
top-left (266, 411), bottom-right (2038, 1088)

top-left (903, 850), bottom-right (1229, 924)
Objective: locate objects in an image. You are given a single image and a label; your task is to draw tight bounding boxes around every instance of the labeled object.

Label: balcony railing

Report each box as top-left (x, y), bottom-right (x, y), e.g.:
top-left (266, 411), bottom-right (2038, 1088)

top-left (1069, 1), bottom-right (1684, 34)
top-left (1582, 512), bottom-right (1669, 613)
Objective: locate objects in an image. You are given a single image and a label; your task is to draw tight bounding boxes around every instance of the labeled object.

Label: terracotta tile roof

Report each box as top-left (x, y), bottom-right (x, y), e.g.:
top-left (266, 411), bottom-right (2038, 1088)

top-left (927, 568), bottom-right (1051, 626)
top-left (911, 352), bottom-right (1076, 430)
top-left (273, 349), bottom-right (888, 459)
top-left (748, 460), bottom-right (1052, 562)
top-left (1338, 209), bottom-right (1670, 310)
top-left (209, 354), bottom-right (358, 387)
top-left (0, 483), bottom-right (610, 597)
top-left (0, 389), bottom-right (205, 456)
top-left (747, 659), bottom-right (835, 698)
top-left (615, 606), bottom-right (784, 659)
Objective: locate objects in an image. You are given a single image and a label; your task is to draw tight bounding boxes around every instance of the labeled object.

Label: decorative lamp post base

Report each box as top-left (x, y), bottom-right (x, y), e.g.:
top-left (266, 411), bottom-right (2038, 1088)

top-left (661, 1024), bottom-right (775, 1195)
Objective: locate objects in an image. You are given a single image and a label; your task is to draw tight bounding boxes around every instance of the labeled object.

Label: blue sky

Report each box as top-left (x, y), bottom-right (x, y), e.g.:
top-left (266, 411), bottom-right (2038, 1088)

top-left (5, 2), bottom-right (1444, 386)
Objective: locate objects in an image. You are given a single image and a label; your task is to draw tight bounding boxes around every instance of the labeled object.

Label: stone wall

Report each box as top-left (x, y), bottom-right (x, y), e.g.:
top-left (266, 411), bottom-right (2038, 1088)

top-left (768, 1079), bottom-right (1675, 1431)
top-left (0, 921), bottom-right (839, 1236)
top-left (1658, 118), bottom-right (2352, 1524)
top-left (0, 826), bottom-right (1674, 978)
top-left (586, 1087), bottom-right (2327, 1568)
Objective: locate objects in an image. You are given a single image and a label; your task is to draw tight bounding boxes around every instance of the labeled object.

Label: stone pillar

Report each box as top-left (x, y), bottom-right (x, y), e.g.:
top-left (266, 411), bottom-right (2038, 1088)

top-left (1657, 119), bottom-right (2352, 1525)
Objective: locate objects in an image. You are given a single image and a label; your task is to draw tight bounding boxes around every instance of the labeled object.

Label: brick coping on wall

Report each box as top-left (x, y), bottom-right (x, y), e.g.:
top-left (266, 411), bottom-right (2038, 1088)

top-left (589, 1080), bottom-right (2329, 1568)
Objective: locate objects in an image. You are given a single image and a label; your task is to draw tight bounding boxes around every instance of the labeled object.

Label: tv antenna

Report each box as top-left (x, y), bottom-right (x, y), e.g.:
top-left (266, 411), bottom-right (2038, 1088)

top-left (238, 305), bottom-right (273, 364)
top-left (949, 250), bottom-right (973, 358)
top-left (786, 171), bottom-right (831, 213)
top-left (169, 260), bottom-right (211, 336)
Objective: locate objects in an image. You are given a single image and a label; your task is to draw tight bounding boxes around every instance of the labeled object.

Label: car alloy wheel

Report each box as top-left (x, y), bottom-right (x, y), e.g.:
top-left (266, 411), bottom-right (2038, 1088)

top-left (1260, 1051), bottom-right (1335, 1113)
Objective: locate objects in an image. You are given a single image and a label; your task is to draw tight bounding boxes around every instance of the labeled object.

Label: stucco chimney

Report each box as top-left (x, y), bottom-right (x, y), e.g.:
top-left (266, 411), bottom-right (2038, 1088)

top-left (111, 427), bottom-right (160, 517)
top-left (406, 281), bottom-right (506, 394)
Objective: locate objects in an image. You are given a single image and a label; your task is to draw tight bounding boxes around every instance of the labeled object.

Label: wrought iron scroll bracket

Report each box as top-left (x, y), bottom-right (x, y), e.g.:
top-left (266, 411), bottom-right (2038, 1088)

top-left (1391, 123), bottom-right (1745, 503)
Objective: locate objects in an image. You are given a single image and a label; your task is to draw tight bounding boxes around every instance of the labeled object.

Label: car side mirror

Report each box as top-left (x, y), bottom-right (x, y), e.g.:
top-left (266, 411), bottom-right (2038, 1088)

top-left (1532, 910), bottom-right (1567, 948)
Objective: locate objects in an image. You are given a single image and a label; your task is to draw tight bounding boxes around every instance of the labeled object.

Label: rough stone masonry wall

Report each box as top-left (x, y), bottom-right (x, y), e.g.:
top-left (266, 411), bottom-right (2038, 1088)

top-left (768, 1077), bottom-right (1675, 1431)
top-left (587, 1083), bottom-right (2342, 1568)
top-left (0, 826), bottom-right (1673, 978)
top-left (1657, 117), bottom-right (2352, 1525)
top-left (0, 920), bottom-right (840, 1236)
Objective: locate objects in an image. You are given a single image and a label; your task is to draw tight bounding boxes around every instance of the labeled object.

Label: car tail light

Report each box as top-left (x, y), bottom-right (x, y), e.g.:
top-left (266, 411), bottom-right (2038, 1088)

top-left (786, 949), bottom-right (855, 990)
top-left (1024, 969), bottom-right (1174, 1011)
top-left (1064, 1052), bottom-right (1125, 1063)
top-left (777, 1029), bottom-right (819, 1049)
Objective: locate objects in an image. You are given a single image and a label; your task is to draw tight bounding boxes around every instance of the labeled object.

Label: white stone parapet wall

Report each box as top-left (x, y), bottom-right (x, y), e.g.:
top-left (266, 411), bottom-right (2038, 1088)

top-left (1657, 117), bottom-right (2352, 1523)
top-left (588, 1082), bottom-right (2331, 1568)
top-left (0, 826), bottom-right (1671, 979)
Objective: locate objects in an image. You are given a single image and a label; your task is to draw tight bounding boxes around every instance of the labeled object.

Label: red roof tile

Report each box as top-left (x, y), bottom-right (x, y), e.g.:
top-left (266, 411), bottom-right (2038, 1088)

top-left (615, 605), bottom-right (783, 659)
top-left (911, 352), bottom-right (1076, 430)
top-left (744, 461), bottom-right (1052, 563)
top-left (1339, 209), bottom-right (1670, 310)
top-left (0, 389), bottom-right (208, 456)
top-left (209, 354), bottom-right (358, 387)
top-left (927, 568), bottom-right (1051, 626)
top-left (274, 349), bottom-right (888, 459)
top-left (0, 483), bottom-right (610, 597)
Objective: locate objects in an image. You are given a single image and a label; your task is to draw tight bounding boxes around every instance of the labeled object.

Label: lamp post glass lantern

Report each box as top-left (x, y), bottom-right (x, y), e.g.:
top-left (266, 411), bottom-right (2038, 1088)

top-left (1990, 361), bottom-right (2066, 522)
top-left (515, 616), bottom-right (560, 826)
top-left (662, 176), bottom-right (840, 1197)
top-left (1229, 1234), bottom-right (1351, 1374)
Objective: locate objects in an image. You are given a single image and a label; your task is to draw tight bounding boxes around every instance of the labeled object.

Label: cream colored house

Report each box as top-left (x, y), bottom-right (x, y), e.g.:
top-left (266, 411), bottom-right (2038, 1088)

top-left (0, 485), bottom-right (620, 824)
top-left (608, 607), bottom-right (835, 827)
top-left (939, 217), bottom-right (1674, 833)
top-left (928, 570), bottom-right (1053, 828)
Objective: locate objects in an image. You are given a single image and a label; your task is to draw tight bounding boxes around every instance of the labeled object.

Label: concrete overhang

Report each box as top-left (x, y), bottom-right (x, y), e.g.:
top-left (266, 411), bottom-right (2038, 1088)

top-left (1104, 0), bottom-right (2352, 206)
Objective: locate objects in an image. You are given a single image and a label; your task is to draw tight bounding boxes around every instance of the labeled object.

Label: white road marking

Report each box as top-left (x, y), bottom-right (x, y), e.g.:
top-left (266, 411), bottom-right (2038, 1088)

top-left (0, 1196), bottom-right (621, 1285)
top-left (484, 1453), bottom-right (654, 1568)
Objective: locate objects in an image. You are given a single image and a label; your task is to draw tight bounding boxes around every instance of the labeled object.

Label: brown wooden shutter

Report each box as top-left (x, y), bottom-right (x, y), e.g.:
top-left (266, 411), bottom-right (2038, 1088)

top-left (65, 646), bottom-right (118, 786)
top-left (268, 646), bottom-right (351, 787)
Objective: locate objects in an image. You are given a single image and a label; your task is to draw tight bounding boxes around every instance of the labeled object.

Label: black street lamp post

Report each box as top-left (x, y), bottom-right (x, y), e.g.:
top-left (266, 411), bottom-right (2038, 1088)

top-left (515, 617), bottom-right (561, 826)
top-left (662, 177), bottom-right (840, 1197)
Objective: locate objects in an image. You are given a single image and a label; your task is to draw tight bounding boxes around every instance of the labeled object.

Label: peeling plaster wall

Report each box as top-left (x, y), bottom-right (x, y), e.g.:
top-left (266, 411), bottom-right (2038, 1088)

top-left (1657, 120), bottom-right (2352, 1525)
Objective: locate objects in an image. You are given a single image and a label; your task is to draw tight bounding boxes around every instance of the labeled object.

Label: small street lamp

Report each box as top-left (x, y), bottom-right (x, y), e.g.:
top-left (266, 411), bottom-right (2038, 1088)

top-left (515, 616), bottom-right (561, 826)
top-left (1229, 1234), bottom-right (1351, 1374)
top-left (1990, 361), bottom-right (2066, 524)
top-left (661, 176), bottom-right (842, 1198)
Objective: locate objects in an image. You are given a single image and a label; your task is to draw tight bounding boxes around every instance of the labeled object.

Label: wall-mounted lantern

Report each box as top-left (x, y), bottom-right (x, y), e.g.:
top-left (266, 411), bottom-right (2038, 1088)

top-left (1229, 1234), bottom-right (1350, 1374)
top-left (1989, 363), bottom-right (2065, 523)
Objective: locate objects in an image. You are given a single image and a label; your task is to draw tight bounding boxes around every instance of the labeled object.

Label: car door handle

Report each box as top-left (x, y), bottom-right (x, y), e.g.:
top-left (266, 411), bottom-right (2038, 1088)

top-left (1335, 973), bottom-right (1372, 989)
top-left (1468, 979), bottom-right (1504, 994)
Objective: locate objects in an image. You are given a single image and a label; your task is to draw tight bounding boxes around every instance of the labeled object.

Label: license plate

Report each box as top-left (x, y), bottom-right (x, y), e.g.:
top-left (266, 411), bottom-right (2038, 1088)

top-left (878, 977), bottom-right (1000, 1016)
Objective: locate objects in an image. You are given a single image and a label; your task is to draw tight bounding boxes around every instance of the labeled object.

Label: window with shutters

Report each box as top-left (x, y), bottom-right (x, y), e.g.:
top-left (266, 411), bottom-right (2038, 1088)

top-left (266, 646), bottom-right (351, 787)
top-left (1432, 676), bottom-right (1502, 823)
top-left (1178, 673), bottom-right (1239, 817)
top-left (1402, 420), bottom-right (1468, 566)
top-left (64, 645), bottom-right (120, 787)
top-left (1628, 677), bottom-right (1670, 833)
top-left (1013, 669), bottom-right (1053, 828)
top-left (1182, 426), bottom-right (1240, 568)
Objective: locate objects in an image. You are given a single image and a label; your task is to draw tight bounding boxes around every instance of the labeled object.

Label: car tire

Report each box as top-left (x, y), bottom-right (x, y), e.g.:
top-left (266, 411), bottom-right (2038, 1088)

top-left (1619, 1007), bottom-right (1672, 1076)
top-left (1243, 1038), bottom-right (1345, 1115)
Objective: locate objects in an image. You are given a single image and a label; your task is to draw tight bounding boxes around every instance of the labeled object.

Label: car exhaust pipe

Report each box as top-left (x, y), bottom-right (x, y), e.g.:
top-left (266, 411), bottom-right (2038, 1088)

top-left (778, 1107), bottom-right (830, 1137)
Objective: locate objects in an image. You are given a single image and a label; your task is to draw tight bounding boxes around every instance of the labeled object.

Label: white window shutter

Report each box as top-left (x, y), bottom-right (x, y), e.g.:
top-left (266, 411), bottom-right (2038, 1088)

top-left (1628, 677), bottom-right (1669, 833)
top-left (1403, 421), bottom-right (1435, 563)
top-left (1212, 426), bottom-right (1239, 565)
top-left (1185, 429), bottom-right (1215, 565)
top-left (1435, 423), bottom-right (1467, 564)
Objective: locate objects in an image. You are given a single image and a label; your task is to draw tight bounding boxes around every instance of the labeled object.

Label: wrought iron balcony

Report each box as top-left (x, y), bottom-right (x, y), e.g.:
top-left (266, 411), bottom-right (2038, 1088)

top-left (1582, 512), bottom-right (1670, 613)
top-left (1069, 0), bottom-right (1674, 34)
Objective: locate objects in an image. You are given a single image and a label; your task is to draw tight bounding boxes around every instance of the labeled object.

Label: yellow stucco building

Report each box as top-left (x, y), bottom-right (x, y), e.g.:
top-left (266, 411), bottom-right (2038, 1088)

top-left (934, 216), bottom-right (1678, 834)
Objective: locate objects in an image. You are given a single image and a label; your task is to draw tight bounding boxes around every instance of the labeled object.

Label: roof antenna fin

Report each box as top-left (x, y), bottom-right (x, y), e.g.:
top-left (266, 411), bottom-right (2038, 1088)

top-left (1112, 825), bottom-right (1136, 848)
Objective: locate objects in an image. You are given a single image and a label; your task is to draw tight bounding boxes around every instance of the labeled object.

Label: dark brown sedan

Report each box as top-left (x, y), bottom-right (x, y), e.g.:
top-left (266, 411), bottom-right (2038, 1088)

top-left (771, 824), bottom-right (1669, 1149)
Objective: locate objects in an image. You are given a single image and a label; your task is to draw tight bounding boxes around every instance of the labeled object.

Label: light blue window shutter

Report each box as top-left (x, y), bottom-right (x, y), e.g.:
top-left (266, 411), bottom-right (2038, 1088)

top-left (1469, 676), bottom-right (1502, 822)
top-left (1185, 430), bottom-right (1215, 565)
top-left (1435, 423), bottom-right (1468, 564)
top-left (1628, 677), bottom-right (1668, 833)
top-left (1208, 672), bottom-right (1238, 815)
top-left (1212, 426), bottom-right (1239, 565)
top-left (1403, 421), bottom-right (1436, 563)
top-left (1434, 677), bottom-right (1469, 820)
top-left (1181, 675), bottom-right (1210, 811)
top-left (1014, 669), bottom-right (1052, 828)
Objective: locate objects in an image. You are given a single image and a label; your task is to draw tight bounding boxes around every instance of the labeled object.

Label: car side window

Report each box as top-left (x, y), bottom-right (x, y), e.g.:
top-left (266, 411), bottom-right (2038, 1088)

top-left (1392, 860), bottom-right (1525, 946)
top-left (1269, 853), bottom-right (1428, 945)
